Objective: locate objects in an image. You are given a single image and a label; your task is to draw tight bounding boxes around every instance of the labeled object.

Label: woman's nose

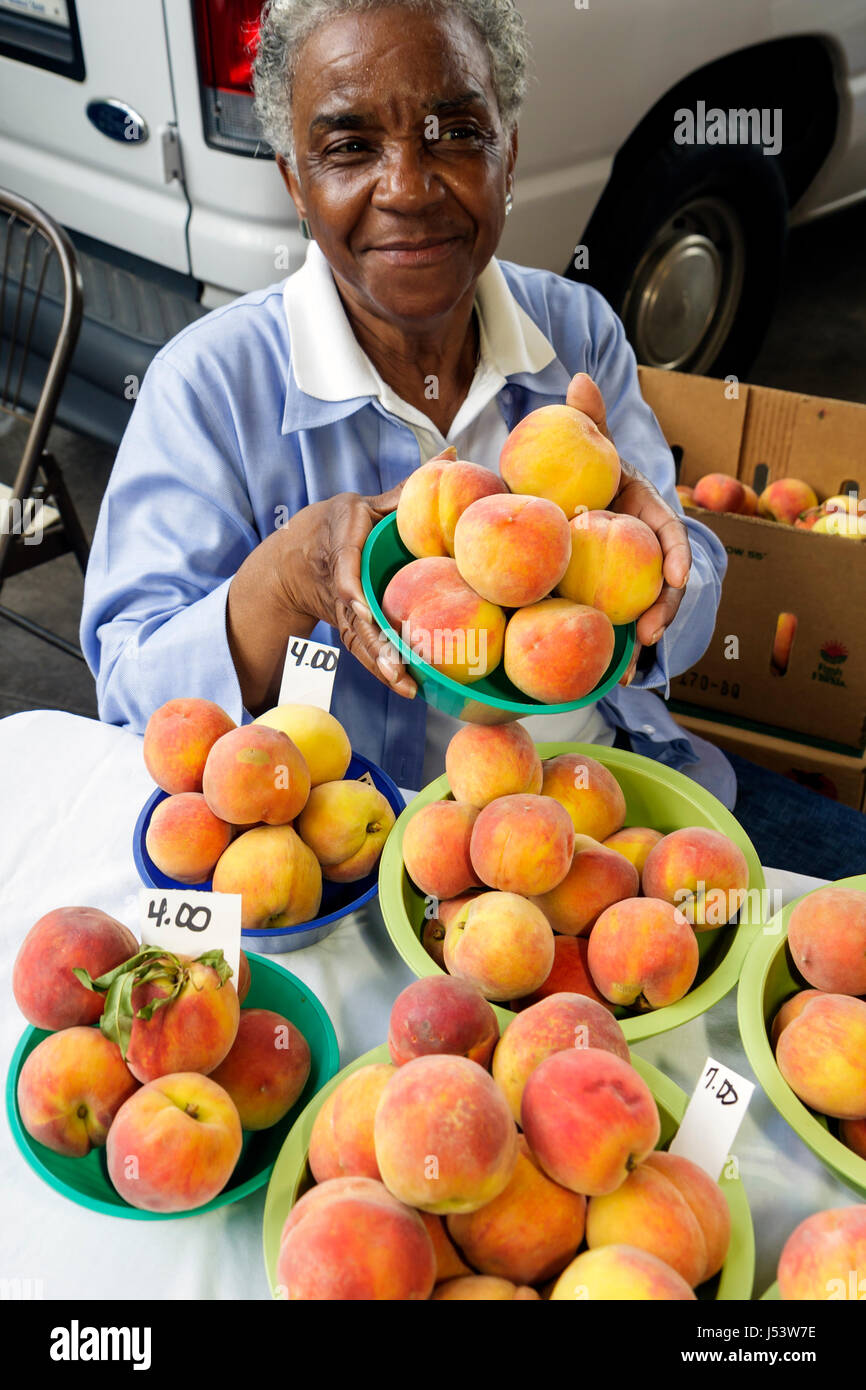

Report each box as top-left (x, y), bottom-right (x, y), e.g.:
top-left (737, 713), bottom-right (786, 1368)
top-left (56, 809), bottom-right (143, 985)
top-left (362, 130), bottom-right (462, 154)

top-left (371, 138), bottom-right (446, 211)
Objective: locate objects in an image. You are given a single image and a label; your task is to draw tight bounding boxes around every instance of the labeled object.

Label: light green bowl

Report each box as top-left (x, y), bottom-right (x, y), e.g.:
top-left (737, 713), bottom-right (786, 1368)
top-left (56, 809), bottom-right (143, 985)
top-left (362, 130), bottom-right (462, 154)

top-left (361, 513), bottom-right (635, 723)
top-left (262, 1045), bottom-right (755, 1300)
top-left (737, 873), bottom-right (866, 1199)
top-left (761, 1283), bottom-right (780, 1300)
top-left (7, 953), bottom-right (340, 1220)
top-left (378, 742), bottom-right (766, 1043)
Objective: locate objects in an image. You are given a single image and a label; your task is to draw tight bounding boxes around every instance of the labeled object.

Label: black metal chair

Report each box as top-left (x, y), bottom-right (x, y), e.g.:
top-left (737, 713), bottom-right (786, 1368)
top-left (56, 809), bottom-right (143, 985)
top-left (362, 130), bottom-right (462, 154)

top-left (0, 187), bottom-right (89, 660)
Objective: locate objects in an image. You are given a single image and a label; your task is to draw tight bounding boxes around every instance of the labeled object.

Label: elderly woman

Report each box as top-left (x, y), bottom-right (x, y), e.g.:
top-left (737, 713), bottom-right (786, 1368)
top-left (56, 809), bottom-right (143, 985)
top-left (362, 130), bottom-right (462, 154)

top-left (81, 0), bottom-right (729, 799)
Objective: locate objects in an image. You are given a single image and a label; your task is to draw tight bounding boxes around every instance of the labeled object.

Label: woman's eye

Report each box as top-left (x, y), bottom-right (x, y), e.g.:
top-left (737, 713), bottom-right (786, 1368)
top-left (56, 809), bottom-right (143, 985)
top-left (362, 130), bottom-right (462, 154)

top-left (326, 139), bottom-right (368, 156)
top-left (438, 125), bottom-right (479, 142)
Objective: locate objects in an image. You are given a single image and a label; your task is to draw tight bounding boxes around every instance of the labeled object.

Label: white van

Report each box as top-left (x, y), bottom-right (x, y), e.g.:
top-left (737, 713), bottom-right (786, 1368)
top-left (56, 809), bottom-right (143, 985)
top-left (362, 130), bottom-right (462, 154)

top-left (1, 0), bottom-right (864, 444)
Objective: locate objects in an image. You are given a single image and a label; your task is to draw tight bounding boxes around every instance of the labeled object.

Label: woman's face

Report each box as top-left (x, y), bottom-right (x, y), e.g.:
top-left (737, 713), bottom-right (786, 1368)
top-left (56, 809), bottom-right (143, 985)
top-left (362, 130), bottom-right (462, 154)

top-left (281, 5), bottom-right (517, 327)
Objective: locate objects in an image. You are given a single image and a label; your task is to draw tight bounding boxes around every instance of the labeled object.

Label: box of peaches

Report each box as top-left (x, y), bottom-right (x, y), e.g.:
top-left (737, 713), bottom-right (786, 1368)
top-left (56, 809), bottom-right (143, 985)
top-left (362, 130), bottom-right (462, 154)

top-left (7, 908), bottom-right (338, 1217)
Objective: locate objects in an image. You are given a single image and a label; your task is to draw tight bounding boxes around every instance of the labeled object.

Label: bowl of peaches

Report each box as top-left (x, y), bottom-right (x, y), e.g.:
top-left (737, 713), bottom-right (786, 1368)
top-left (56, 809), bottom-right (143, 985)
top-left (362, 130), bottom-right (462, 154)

top-left (378, 728), bottom-right (765, 1043)
top-left (361, 405), bottom-right (650, 722)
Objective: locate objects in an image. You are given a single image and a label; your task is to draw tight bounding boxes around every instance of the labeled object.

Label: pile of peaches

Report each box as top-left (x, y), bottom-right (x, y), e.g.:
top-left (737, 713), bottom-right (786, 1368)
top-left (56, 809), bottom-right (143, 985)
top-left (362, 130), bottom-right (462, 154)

top-left (383, 403), bottom-right (664, 702)
top-left (769, 885), bottom-right (866, 1162)
top-left (142, 697), bottom-right (396, 932)
top-left (13, 907), bottom-right (312, 1213)
top-left (680, 473), bottom-right (864, 539)
top-left (276, 974), bottom-right (731, 1300)
top-left (402, 722), bottom-right (748, 1012)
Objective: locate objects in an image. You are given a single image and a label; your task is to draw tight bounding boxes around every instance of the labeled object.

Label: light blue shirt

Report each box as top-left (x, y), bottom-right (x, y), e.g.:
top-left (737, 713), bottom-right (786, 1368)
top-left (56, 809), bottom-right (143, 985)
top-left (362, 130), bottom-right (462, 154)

top-left (80, 253), bottom-right (730, 796)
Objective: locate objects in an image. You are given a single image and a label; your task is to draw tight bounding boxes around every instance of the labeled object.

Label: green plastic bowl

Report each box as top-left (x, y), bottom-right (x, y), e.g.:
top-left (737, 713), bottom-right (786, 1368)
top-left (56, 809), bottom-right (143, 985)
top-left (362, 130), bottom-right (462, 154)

top-left (378, 742), bottom-right (766, 1043)
top-left (361, 513), bottom-right (635, 722)
top-left (7, 953), bottom-right (340, 1220)
top-left (761, 1283), bottom-right (780, 1300)
top-left (737, 873), bottom-right (866, 1199)
top-left (262, 1045), bottom-right (755, 1300)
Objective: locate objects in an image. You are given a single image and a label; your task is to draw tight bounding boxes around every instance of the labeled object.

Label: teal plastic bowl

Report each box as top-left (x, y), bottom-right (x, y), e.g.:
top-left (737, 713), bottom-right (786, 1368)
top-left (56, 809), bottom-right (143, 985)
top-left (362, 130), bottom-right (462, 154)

top-left (361, 513), bottom-right (635, 722)
top-left (7, 953), bottom-right (340, 1220)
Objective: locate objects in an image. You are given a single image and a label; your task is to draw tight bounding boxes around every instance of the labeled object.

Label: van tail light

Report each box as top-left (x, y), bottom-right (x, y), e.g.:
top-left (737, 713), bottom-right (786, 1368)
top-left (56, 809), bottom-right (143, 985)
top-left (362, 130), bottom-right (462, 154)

top-left (193, 0), bottom-right (271, 156)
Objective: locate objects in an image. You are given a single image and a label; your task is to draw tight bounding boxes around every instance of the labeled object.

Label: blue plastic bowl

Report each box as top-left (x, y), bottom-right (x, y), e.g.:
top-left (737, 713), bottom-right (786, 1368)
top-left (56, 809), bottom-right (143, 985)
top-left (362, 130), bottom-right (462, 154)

top-left (134, 752), bottom-right (405, 953)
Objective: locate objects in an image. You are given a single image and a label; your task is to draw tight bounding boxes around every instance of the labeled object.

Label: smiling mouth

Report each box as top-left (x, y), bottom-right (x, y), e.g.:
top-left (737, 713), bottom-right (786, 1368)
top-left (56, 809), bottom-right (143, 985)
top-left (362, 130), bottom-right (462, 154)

top-left (367, 236), bottom-right (464, 265)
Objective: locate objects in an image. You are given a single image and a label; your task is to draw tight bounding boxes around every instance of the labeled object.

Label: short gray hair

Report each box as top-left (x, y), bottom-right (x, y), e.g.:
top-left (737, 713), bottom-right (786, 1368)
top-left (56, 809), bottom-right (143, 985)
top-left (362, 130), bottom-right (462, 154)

top-left (253, 0), bottom-right (530, 172)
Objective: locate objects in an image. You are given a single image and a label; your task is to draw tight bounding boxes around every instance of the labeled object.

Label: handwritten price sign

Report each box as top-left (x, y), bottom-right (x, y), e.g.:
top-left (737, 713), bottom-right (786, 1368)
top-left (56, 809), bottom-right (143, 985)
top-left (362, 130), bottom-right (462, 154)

top-left (278, 637), bottom-right (340, 711)
top-left (668, 1056), bottom-right (754, 1179)
top-left (139, 888), bottom-right (241, 980)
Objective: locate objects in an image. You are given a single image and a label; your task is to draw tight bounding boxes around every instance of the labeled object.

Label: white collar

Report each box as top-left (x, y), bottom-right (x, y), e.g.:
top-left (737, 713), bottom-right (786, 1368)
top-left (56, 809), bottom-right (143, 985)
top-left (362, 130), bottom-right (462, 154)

top-left (282, 238), bottom-right (556, 403)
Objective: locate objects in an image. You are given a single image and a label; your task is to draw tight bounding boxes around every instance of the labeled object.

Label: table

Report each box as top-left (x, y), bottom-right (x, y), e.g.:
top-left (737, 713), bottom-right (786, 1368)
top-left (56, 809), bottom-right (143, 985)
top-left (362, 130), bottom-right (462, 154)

top-left (0, 710), bottom-right (854, 1300)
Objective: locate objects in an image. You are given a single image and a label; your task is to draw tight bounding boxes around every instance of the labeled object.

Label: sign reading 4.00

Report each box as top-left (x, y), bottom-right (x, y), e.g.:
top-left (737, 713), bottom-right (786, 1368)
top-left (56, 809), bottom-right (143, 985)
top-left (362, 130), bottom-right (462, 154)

top-left (138, 888), bottom-right (241, 980)
top-left (278, 636), bottom-right (341, 712)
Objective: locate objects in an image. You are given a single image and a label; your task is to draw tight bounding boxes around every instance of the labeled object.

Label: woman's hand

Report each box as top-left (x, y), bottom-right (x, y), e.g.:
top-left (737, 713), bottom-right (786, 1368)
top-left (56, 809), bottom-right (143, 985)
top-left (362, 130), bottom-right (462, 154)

top-left (227, 480), bottom-right (419, 714)
top-left (279, 485), bottom-right (417, 699)
top-left (565, 372), bottom-right (691, 685)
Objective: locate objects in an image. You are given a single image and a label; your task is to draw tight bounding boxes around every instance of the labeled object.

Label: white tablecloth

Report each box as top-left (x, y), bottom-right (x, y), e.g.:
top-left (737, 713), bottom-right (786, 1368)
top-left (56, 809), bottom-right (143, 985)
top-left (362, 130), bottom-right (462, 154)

top-left (0, 710), bottom-right (854, 1300)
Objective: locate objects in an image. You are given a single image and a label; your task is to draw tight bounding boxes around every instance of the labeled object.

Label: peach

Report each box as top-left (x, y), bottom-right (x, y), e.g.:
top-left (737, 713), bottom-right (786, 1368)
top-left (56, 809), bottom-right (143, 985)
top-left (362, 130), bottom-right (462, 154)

top-left (510, 935), bottom-right (615, 1013)
top-left (641, 826), bottom-right (749, 929)
top-left (775, 994), bottom-right (866, 1120)
top-left (759, 477), bottom-right (819, 525)
top-left (521, 1048), bottom-right (660, 1196)
top-left (17, 1027), bottom-right (138, 1157)
top-left (675, 484), bottom-right (696, 509)
top-left (212, 824), bottom-right (323, 931)
top-left (769, 988), bottom-right (824, 1049)
top-left (382, 556), bottom-right (505, 684)
top-left (587, 897), bottom-right (699, 1009)
top-left (840, 1118), bottom-right (866, 1161)
top-left (492, 993), bottom-right (629, 1123)
top-left (470, 793), bottom-right (574, 895)
top-left (373, 1054), bottom-right (519, 1214)
top-left (106, 1072), bottom-right (242, 1214)
top-left (740, 483), bottom-right (759, 515)
top-left (432, 1276), bottom-right (540, 1300)
top-left (202, 724), bottom-right (310, 827)
top-left (388, 976), bottom-right (499, 1068)
top-left (448, 1136), bottom-right (586, 1284)
top-left (603, 826), bottom-right (664, 875)
top-left (777, 1206), bottom-right (866, 1301)
top-left (396, 452), bottom-right (508, 558)
top-left (92, 949), bottom-right (240, 1085)
top-left (541, 753), bottom-right (626, 841)
top-left (253, 704), bottom-right (351, 786)
top-left (143, 697), bottom-right (235, 794)
top-left (12, 906), bottom-right (138, 1031)
top-left (277, 1176), bottom-right (436, 1300)
top-left (692, 473), bottom-right (746, 514)
top-left (550, 1245), bottom-right (696, 1300)
top-left (443, 891), bottom-right (555, 1002)
top-left (452, 493), bottom-right (572, 607)
top-left (503, 599), bottom-right (615, 704)
top-left (499, 404), bottom-right (621, 517)
top-left (532, 833), bottom-right (639, 937)
top-left (145, 792), bottom-right (232, 884)
top-left (309, 1063), bottom-right (396, 1182)
top-left (421, 893), bottom-right (480, 968)
top-left (556, 510), bottom-right (663, 625)
top-left (419, 1212), bottom-right (473, 1282)
top-left (296, 778), bottom-right (395, 882)
top-left (787, 886), bottom-right (866, 996)
top-left (208, 1008), bottom-right (311, 1130)
top-left (445, 722), bottom-right (543, 808)
top-left (813, 510), bottom-right (864, 538)
top-left (401, 801), bottom-right (482, 900)
top-left (586, 1151), bottom-right (730, 1287)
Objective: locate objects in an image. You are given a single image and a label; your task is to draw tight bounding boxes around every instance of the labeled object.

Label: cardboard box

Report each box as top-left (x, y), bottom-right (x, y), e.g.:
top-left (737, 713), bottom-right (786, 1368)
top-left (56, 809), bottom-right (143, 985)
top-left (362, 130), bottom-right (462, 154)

top-left (671, 707), bottom-right (866, 811)
top-left (638, 367), bottom-right (866, 751)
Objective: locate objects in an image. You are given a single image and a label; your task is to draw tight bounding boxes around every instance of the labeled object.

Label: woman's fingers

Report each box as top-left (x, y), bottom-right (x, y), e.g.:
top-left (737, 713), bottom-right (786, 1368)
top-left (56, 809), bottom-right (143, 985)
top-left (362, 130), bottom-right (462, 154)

top-left (615, 469), bottom-right (693, 592)
top-left (330, 499), bottom-right (417, 698)
top-left (565, 372), bottom-right (611, 440)
top-left (365, 479), bottom-right (407, 519)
